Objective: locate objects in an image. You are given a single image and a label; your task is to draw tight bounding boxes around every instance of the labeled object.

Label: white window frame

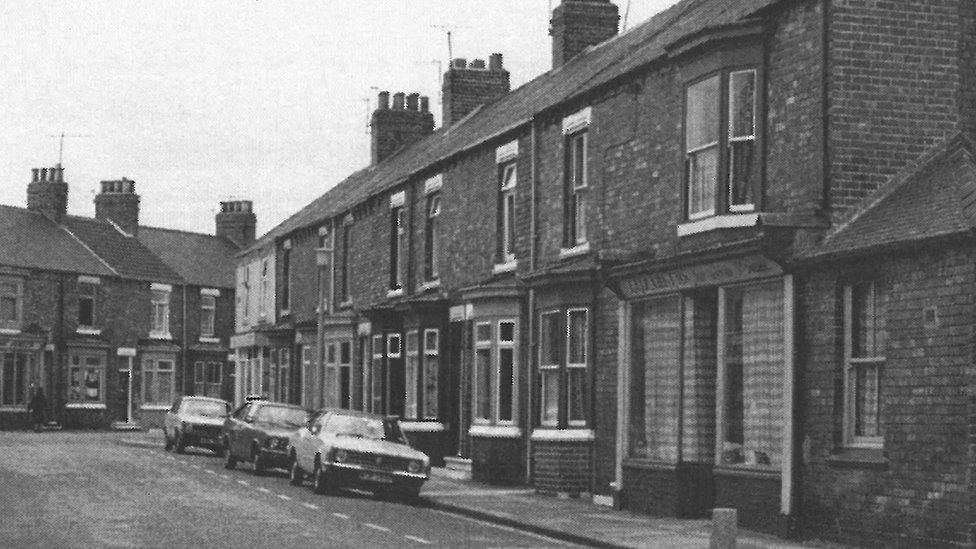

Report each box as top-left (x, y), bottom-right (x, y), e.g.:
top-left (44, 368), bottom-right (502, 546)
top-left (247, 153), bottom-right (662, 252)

top-left (474, 322), bottom-right (493, 423)
top-left (843, 282), bottom-right (885, 449)
top-left (685, 75), bottom-right (721, 221)
top-left (67, 351), bottom-right (106, 407)
top-left (499, 162), bottom-right (517, 264)
top-left (538, 310), bottom-right (562, 427)
top-left (141, 356), bottom-right (175, 407)
top-left (422, 328), bottom-right (439, 420)
top-left (338, 340), bottom-right (352, 409)
top-left (727, 69), bottom-right (758, 213)
top-left (405, 330), bottom-right (420, 420)
top-left (200, 294), bottom-right (216, 338)
top-left (565, 308), bottom-right (589, 427)
top-left (425, 194), bottom-right (441, 282)
top-left (369, 334), bottom-right (384, 413)
top-left (150, 284), bottom-right (171, 339)
top-left (495, 320), bottom-right (517, 425)
top-left (324, 341), bottom-right (339, 408)
top-left (566, 131), bottom-right (588, 246)
top-left (390, 206), bottom-right (406, 290)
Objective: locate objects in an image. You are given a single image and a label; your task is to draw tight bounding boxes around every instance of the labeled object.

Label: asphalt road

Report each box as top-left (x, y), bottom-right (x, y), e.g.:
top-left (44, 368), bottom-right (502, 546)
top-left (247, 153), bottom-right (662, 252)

top-left (0, 432), bottom-right (575, 548)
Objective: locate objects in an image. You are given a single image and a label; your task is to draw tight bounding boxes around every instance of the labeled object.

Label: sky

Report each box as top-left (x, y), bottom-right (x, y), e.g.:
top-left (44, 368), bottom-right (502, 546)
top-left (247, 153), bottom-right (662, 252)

top-left (0, 1), bottom-right (676, 236)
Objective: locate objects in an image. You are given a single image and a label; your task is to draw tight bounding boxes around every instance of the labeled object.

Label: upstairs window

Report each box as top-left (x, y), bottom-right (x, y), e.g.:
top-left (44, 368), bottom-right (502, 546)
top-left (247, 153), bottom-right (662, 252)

top-left (340, 223), bottom-right (352, 303)
top-left (150, 285), bottom-right (171, 338)
top-left (844, 281), bottom-right (886, 448)
top-left (78, 280), bottom-right (96, 328)
top-left (0, 277), bottom-right (23, 330)
top-left (565, 131), bottom-right (588, 247)
top-left (259, 259), bottom-right (270, 316)
top-left (200, 294), bottom-right (216, 337)
top-left (389, 206), bottom-right (406, 290)
top-left (498, 162), bottom-right (517, 263)
top-left (684, 69), bottom-right (759, 220)
top-left (424, 193), bottom-right (441, 282)
top-left (281, 243), bottom-right (291, 313)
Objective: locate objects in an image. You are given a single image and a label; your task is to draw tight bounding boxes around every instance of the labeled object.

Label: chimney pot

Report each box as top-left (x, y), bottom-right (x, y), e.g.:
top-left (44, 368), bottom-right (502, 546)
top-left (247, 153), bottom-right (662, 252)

top-left (392, 92), bottom-right (405, 110)
top-left (40, 168), bottom-right (48, 182)
top-left (378, 91), bottom-right (390, 110)
top-left (471, 59), bottom-right (486, 69)
top-left (452, 58), bottom-right (467, 69)
top-left (31, 168), bottom-right (39, 182)
top-left (489, 53), bottom-right (504, 70)
top-left (406, 93), bottom-right (419, 111)
top-left (420, 96), bottom-right (430, 113)
top-left (216, 200), bottom-right (257, 247)
top-left (550, 0), bottom-right (620, 69)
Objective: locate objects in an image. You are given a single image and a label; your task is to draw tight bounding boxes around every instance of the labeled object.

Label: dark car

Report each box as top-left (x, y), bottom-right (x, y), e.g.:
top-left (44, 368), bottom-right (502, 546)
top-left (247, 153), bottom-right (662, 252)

top-left (163, 396), bottom-right (231, 454)
top-left (288, 409), bottom-right (430, 501)
top-left (222, 400), bottom-right (310, 474)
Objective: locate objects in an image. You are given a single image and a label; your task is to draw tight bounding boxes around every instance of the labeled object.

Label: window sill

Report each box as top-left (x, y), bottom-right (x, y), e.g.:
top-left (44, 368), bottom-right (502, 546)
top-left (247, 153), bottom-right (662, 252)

top-left (279, 309), bottom-right (290, 317)
top-left (420, 279), bottom-right (441, 292)
top-left (0, 406), bottom-right (27, 412)
top-left (76, 327), bottom-right (101, 336)
top-left (140, 404), bottom-right (171, 411)
top-left (622, 459), bottom-right (678, 471)
top-left (826, 448), bottom-right (889, 471)
top-left (530, 428), bottom-right (594, 442)
top-left (387, 288), bottom-right (404, 299)
top-left (469, 424), bottom-right (522, 439)
top-left (712, 465), bottom-right (781, 478)
top-left (400, 421), bottom-right (446, 432)
top-left (338, 300), bottom-right (353, 310)
top-left (148, 332), bottom-right (172, 340)
top-left (492, 260), bottom-right (517, 275)
top-left (559, 242), bottom-right (590, 259)
top-left (677, 213), bottom-right (759, 237)
top-left (65, 403), bottom-right (107, 410)
top-left (0, 328), bottom-right (22, 335)
top-left (199, 337), bottom-right (220, 344)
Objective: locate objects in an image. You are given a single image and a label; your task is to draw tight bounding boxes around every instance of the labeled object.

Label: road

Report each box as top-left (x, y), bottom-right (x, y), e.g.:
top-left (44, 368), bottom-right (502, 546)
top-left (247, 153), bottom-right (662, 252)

top-left (0, 432), bottom-right (576, 548)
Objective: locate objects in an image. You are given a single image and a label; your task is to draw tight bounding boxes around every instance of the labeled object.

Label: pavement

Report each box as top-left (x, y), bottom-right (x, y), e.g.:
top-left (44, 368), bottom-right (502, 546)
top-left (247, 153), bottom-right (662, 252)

top-left (118, 429), bottom-right (847, 549)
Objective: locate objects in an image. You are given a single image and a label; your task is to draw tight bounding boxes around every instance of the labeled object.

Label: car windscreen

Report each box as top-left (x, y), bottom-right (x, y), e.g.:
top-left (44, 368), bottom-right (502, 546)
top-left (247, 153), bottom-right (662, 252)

top-left (181, 400), bottom-right (228, 417)
top-left (328, 415), bottom-right (407, 444)
top-left (255, 405), bottom-right (308, 428)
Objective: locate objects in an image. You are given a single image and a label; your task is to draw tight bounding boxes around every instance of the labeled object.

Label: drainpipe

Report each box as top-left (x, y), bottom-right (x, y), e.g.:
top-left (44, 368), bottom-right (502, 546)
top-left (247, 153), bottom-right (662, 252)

top-left (182, 284), bottom-right (188, 396)
top-left (54, 274), bottom-right (66, 425)
top-left (526, 117), bottom-right (538, 484)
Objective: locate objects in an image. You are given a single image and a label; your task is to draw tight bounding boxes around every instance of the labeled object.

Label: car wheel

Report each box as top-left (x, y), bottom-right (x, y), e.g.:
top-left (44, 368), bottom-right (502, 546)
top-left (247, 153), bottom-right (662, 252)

top-left (223, 441), bottom-right (237, 470)
top-left (312, 461), bottom-right (336, 495)
top-left (398, 485), bottom-right (422, 504)
top-left (174, 432), bottom-right (186, 454)
top-left (251, 448), bottom-right (264, 475)
top-left (163, 429), bottom-right (173, 452)
top-left (289, 457), bottom-right (303, 486)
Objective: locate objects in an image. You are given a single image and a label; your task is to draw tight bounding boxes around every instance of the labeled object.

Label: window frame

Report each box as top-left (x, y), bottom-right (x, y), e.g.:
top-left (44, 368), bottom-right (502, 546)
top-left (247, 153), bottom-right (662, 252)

top-left (78, 282), bottom-right (96, 328)
top-left (498, 162), bottom-right (518, 263)
top-left (565, 308), bottom-right (589, 427)
top-left (340, 223), bottom-right (352, 303)
top-left (424, 193), bottom-right (441, 282)
top-left (495, 320), bottom-right (517, 425)
top-left (474, 321), bottom-right (494, 423)
top-left (422, 328), bottom-right (440, 420)
top-left (0, 276), bottom-right (23, 330)
top-left (200, 294), bottom-right (216, 338)
top-left (538, 310), bottom-right (564, 427)
top-left (405, 330), bottom-right (420, 420)
top-left (564, 131), bottom-right (589, 247)
top-left (141, 356), bottom-right (175, 407)
top-left (389, 206), bottom-right (406, 290)
top-left (843, 282), bottom-right (886, 449)
top-left (281, 245), bottom-right (291, 314)
top-left (0, 350), bottom-right (32, 407)
top-left (150, 287), bottom-right (171, 338)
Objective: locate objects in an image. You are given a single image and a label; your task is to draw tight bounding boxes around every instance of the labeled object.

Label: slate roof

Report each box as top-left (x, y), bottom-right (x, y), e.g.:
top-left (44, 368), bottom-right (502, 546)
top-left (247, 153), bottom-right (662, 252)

top-left (61, 216), bottom-right (182, 283)
top-left (139, 226), bottom-right (240, 288)
top-left (805, 136), bottom-right (976, 259)
top-left (0, 205), bottom-right (115, 276)
top-left (245, 0), bottom-right (782, 253)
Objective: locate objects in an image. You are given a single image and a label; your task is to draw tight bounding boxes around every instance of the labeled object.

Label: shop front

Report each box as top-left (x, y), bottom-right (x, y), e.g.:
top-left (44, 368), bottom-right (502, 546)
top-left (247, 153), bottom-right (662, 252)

top-left (610, 253), bottom-right (795, 534)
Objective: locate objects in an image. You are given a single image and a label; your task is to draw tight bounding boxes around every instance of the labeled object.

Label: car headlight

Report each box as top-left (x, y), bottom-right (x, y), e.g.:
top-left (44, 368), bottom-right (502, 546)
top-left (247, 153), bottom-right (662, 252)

top-left (407, 460), bottom-right (423, 474)
top-left (182, 422), bottom-right (193, 433)
top-left (334, 449), bottom-right (347, 463)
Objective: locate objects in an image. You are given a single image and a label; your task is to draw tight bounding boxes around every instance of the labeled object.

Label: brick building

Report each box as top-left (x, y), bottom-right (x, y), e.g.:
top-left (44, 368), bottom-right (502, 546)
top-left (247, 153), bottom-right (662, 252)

top-left (235, 0), bottom-right (976, 546)
top-left (0, 167), bottom-right (249, 430)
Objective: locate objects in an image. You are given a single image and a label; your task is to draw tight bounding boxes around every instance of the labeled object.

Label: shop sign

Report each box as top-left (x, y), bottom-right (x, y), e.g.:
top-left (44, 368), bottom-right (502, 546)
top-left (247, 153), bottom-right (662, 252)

top-left (619, 256), bottom-right (783, 299)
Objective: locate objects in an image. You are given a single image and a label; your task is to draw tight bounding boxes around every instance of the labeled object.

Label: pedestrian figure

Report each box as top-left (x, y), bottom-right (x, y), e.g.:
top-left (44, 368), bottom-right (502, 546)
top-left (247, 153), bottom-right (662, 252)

top-left (28, 386), bottom-right (47, 432)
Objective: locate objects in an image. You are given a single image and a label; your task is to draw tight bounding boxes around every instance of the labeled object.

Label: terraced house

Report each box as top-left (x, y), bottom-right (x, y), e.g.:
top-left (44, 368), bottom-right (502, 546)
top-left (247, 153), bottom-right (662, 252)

top-left (0, 165), bottom-right (249, 430)
top-left (232, 0), bottom-right (976, 546)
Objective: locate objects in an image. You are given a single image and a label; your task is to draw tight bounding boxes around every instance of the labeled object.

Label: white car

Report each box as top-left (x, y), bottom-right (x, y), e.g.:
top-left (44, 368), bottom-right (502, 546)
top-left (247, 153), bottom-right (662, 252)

top-left (288, 409), bottom-right (430, 501)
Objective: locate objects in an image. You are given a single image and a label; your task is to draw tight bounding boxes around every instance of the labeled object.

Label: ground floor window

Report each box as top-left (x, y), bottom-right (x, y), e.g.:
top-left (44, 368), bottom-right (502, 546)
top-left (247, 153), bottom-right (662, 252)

top-left (473, 319), bottom-right (516, 424)
top-left (538, 308), bottom-right (588, 427)
top-left (194, 361), bottom-right (222, 398)
top-left (844, 280), bottom-right (886, 448)
top-left (1, 351), bottom-right (32, 407)
top-left (339, 341), bottom-right (352, 409)
top-left (142, 356), bottom-right (175, 406)
top-left (323, 340), bottom-right (351, 408)
top-left (68, 352), bottom-right (105, 404)
top-left (405, 328), bottom-right (440, 421)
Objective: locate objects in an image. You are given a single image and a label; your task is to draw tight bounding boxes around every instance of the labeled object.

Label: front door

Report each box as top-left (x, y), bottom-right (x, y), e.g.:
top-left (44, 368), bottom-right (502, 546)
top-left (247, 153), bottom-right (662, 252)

top-left (117, 368), bottom-right (131, 423)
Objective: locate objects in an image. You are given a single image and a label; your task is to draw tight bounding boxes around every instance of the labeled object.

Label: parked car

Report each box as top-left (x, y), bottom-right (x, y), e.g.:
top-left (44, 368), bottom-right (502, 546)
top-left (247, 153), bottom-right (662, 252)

top-left (223, 400), bottom-right (310, 474)
top-left (288, 409), bottom-right (430, 501)
top-left (163, 396), bottom-right (231, 454)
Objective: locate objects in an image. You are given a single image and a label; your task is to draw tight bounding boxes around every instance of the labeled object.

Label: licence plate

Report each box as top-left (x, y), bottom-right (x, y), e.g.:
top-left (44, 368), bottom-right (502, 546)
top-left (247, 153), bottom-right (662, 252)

top-left (360, 472), bottom-right (393, 484)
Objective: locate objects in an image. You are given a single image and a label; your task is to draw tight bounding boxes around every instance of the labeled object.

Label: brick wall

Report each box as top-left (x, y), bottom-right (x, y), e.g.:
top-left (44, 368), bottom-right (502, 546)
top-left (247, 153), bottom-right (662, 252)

top-left (442, 58), bottom-right (510, 127)
top-left (532, 439), bottom-right (592, 495)
top-left (592, 287), bottom-right (618, 495)
top-left (798, 246), bottom-right (975, 547)
top-left (346, 195), bottom-right (395, 308)
top-left (827, 0), bottom-right (963, 221)
top-left (278, 227), bottom-right (319, 324)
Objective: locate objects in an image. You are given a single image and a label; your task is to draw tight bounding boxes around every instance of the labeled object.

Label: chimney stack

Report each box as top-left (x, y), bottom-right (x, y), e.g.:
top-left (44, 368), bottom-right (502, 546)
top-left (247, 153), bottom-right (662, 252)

top-left (550, 0), bottom-right (619, 69)
top-left (26, 164), bottom-right (69, 223)
top-left (95, 178), bottom-right (140, 235)
top-left (370, 90), bottom-right (434, 165)
top-left (216, 200), bottom-right (257, 248)
top-left (442, 53), bottom-right (510, 127)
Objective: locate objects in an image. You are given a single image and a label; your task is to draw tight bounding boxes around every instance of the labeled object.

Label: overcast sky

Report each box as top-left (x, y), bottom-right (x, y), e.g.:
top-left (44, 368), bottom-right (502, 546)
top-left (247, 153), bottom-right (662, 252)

top-left (0, 1), bottom-right (676, 236)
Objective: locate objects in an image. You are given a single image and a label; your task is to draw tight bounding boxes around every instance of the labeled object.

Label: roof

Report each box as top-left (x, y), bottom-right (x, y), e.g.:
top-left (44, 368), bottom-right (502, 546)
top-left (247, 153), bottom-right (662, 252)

top-left (0, 205), bottom-right (115, 276)
top-left (245, 0), bottom-right (782, 253)
top-left (806, 136), bottom-right (976, 259)
top-left (139, 226), bottom-right (240, 288)
top-left (61, 216), bottom-right (181, 283)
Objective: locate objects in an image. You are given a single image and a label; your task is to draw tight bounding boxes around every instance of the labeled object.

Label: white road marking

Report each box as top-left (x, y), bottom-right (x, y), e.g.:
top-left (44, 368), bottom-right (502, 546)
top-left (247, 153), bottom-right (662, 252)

top-left (331, 512), bottom-right (350, 520)
top-left (256, 487), bottom-right (271, 494)
top-left (363, 523), bottom-right (391, 533)
top-left (302, 503), bottom-right (318, 510)
top-left (204, 469), bottom-right (216, 475)
top-left (277, 494), bottom-right (292, 501)
top-left (404, 535), bottom-right (430, 544)
top-left (236, 480), bottom-right (249, 486)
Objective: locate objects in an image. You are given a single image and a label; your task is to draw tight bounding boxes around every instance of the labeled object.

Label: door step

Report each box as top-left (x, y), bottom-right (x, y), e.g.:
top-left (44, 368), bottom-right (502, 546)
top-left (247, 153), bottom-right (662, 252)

top-left (111, 421), bottom-right (144, 431)
top-left (442, 456), bottom-right (473, 480)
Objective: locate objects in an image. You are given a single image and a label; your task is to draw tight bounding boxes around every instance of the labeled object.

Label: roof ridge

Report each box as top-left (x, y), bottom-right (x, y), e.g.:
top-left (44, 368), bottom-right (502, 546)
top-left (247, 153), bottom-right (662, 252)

top-left (139, 224), bottom-right (221, 239)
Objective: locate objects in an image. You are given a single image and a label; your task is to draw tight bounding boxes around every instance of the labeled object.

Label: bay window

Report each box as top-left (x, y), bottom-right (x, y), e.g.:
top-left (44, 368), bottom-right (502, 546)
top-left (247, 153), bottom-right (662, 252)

top-left (539, 309), bottom-right (588, 427)
top-left (142, 356), bottom-right (174, 406)
top-left (474, 322), bottom-right (493, 421)
top-left (194, 361), bottom-right (222, 398)
top-left (844, 281), bottom-right (886, 448)
top-left (473, 320), bottom-right (517, 425)
top-left (684, 68), bottom-right (759, 220)
top-left (422, 329), bottom-right (439, 419)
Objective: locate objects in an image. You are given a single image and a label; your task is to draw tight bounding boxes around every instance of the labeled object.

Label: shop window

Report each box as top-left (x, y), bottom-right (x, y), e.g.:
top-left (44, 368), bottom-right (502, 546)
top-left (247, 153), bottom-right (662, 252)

top-left (339, 341), bottom-right (352, 409)
top-left (389, 207), bottom-right (406, 290)
top-left (78, 282), bottom-right (96, 328)
top-left (200, 294), bottom-right (216, 337)
top-left (150, 286), bottom-right (171, 338)
top-left (718, 281), bottom-right (784, 468)
top-left (422, 329), bottom-right (439, 420)
top-left (684, 69), bottom-right (759, 220)
top-left (844, 281), bottom-right (886, 448)
top-left (424, 194), bottom-right (441, 282)
top-left (474, 322), bottom-right (493, 422)
top-left (0, 277), bottom-right (23, 330)
top-left (628, 296), bottom-right (681, 462)
top-left (0, 351), bottom-right (31, 406)
top-left (564, 132), bottom-right (588, 247)
top-left (142, 357), bottom-right (174, 406)
top-left (498, 162), bottom-right (517, 263)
